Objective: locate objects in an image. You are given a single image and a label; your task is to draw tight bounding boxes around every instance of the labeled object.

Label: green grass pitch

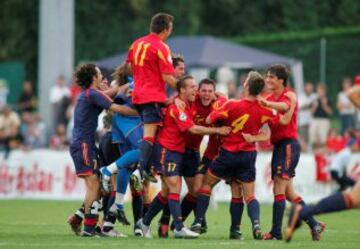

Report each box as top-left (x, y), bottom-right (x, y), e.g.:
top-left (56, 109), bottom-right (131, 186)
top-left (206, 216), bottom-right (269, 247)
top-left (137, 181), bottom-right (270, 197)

top-left (0, 200), bottom-right (359, 249)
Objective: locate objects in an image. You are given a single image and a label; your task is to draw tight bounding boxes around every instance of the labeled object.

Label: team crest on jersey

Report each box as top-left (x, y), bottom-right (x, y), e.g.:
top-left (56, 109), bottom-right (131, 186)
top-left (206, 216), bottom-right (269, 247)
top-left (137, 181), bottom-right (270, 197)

top-left (179, 112), bottom-right (187, 121)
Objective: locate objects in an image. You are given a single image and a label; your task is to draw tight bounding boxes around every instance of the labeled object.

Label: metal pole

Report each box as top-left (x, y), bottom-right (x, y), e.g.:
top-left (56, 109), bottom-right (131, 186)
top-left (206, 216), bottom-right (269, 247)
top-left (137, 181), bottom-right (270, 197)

top-left (38, 0), bottom-right (74, 136)
top-left (320, 38), bottom-right (326, 83)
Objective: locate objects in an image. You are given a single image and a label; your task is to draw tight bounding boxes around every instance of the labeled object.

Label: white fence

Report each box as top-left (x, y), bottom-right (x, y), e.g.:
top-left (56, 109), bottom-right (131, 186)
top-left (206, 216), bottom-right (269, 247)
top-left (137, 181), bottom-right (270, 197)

top-left (1, 150), bottom-right (359, 203)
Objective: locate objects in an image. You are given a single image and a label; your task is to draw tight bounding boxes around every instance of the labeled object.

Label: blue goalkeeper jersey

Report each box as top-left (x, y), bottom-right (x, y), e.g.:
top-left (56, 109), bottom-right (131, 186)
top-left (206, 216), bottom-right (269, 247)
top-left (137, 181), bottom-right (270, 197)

top-left (112, 93), bottom-right (143, 152)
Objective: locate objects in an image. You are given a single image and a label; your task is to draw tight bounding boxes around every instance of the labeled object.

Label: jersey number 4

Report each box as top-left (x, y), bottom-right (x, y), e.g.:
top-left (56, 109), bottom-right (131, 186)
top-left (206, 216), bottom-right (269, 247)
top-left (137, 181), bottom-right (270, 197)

top-left (134, 41), bottom-right (151, 66)
top-left (231, 114), bottom-right (250, 133)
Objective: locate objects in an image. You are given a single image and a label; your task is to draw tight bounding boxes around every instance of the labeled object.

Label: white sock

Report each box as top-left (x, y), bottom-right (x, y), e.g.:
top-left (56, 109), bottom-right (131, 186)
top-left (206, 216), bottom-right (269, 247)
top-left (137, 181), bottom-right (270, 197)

top-left (107, 162), bottom-right (118, 174)
top-left (115, 193), bottom-right (125, 207)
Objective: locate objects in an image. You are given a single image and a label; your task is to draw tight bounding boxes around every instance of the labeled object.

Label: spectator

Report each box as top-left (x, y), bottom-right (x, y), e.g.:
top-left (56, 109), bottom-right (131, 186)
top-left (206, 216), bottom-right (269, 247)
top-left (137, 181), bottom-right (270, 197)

top-left (354, 75), bottom-right (360, 129)
top-left (70, 77), bottom-right (81, 104)
top-left (21, 113), bottom-right (46, 149)
top-left (0, 106), bottom-right (21, 158)
top-left (0, 79), bottom-right (9, 109)
top-left (17, 80), bottom-right (37, 113)
top-left (337, 77), bottom-right (355, 135)
top-left (50, 123), bottom-right (69, 150)
top-left (328, 129), bottom-right (357, 191)
top-left (298, 82), bottom-right (317, 148)
top-left (325, 128), bottom-right (347, 153)
top-left (309, 83), bottom-right (333, 149)
top-left (50, 75), bottom-right (71, 128)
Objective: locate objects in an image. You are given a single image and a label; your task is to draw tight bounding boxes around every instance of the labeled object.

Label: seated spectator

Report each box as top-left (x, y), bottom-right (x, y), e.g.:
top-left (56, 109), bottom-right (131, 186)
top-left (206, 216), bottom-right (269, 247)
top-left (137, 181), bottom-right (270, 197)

top-left (326, 128), bottom-right (348, 153)
top-left (17, 80), bottom-right (37, 113)
top-left (50, 124), bottom-right (69, 150)
top-left (0, 106), bottom-right (22, 158)
top-left (329, 129), bottom-right (358, 191)
top-left (20, 112), bottom-right (46, 150)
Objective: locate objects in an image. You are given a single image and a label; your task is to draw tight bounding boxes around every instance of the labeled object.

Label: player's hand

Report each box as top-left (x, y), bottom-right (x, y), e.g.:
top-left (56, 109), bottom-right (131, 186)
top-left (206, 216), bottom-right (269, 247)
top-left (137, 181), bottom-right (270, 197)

top-left (217, 126), bottom-right (231, 136)
top-left (99, 78), bottom-right (110, 91)
top-left (174, 98), bottom-right (186, 110)
top-left (242, 132), bottom-right (254, 142)
top-left (258, 96), bottom-right (269, 107)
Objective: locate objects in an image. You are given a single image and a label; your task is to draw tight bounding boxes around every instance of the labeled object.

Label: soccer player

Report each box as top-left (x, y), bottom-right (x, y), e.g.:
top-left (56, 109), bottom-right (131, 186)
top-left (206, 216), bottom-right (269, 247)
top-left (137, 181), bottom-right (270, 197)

top-left (285, 84), bottom-right (360, 242)
top-left (135, 75), bottom-right (231, 238)
top-left (126, 13), bottom-right (177, 182)
top-left (259, 64), bottom-right (325, 241)
top-left (69, 64), bottom-right (136, 237)
top-left (157, 78), bottom-right (226, 237)
top-left (166, 54), bottom-right (186, 97)
top-left (190, 71), bottom-right (295, 240)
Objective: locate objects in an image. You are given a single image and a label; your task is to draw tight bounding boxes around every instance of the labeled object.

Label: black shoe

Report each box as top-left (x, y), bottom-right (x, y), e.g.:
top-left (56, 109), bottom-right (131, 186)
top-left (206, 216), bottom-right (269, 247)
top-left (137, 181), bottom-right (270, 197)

top-left (252, 224), bottom-right (263, 240)
top-left (229, 228), bottom-right (243, 240)
top-left (190, 223), bottom-right (202, 234)
top-left (201, 220), bottom-right (208, 234)
top-left (113, 209), bottom-right (130, 226)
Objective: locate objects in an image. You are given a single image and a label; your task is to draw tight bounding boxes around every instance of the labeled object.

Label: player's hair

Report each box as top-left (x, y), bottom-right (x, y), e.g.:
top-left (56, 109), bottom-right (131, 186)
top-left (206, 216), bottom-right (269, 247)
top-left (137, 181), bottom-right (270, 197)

top-left (247, 71), bottom-right (265, 96)
top-left (199, 78), bottom-right (216, 91)
top-left (267, 64), bottom-right (289, 87)
top-left (172, 54), bottom-right (184, 68)
top-left (176, 75), bottom-right (193, 92)
top-left (112, 63), bottom-right (132, 86)
top-left (74, 63), bottom-right (98, 89)
top-left (150, 13), bottom-right (174, 34)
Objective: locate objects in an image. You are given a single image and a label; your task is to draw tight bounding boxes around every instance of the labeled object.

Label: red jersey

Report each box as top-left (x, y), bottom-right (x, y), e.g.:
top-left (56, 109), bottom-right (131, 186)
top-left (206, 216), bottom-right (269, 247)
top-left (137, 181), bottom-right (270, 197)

top-left (208, 99), bottom-right (279, 152)
top-left (326, 136), bottom-right (347, 153)
top-left (203, 96), bottom-right (228, 159)
top-left (203, 134), bottom-right (222, 160)
top-left (266, 88), bottom-right (298, 144)
top-left (185, 95), bottom-right (227, 151)
top-left (126, 33), bottom-right (174, 104)
top-left (157, 102), bottom-right (196, 153)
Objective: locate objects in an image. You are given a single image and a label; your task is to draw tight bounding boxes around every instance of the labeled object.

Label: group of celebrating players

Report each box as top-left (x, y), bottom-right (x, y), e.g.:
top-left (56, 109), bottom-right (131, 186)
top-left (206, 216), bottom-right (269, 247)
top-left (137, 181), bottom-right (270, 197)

top-left (66, 13), bottom-right (360, 241)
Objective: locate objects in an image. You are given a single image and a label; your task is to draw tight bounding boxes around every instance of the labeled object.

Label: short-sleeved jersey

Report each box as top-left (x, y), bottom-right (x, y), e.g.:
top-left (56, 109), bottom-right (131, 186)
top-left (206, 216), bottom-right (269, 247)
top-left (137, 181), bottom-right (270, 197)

top-left (157, 101), bottom-right (195, 153)
top-left (208, 99), bottom-right (279, 152)
top-left (185, 95), bottom-right (227, 151)
top-left (266, 88), bottom-right (298, 144)
top-left (71, 88), bottom-right (113, 144)
top-left (126, 33), bottom-right (175, 105)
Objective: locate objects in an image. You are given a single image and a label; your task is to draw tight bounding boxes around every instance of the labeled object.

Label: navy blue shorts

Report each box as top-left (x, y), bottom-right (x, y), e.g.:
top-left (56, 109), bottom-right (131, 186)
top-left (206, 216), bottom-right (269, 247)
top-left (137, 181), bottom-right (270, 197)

top-left (271, 139), bottom-right (300, 179)
top-left (134, 103), bottom-right (163, 124)
top-left (181, 148), bottom-right (200, 177)
top-left (209, 148), bottom-right (257, 183)
top-left (70, 142), bottom-right (99, 177)
top-left (196, 156), bottom-right (212, 175)
top-left (151, 143), bottom-right (183, 177)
